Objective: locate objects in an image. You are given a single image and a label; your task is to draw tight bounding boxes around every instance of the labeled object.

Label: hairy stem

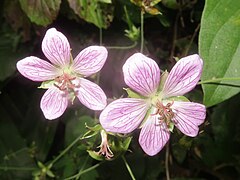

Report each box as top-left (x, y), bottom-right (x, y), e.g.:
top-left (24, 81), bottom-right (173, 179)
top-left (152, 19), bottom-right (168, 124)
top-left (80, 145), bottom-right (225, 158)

top-left (64, 162), bottom-right (102, 180)
top-left (165, 143), bottom-right (170, 180)
top-left (122, 156), bottom-right (136, 180)
top-left (106, 41), bottom-right (137, 50)
top-left (76, 156), bottom-right (90, 180)
top-left (50, 134), bottom-right (92, 166)
top-left (183, 23), bottom-right (200, 56)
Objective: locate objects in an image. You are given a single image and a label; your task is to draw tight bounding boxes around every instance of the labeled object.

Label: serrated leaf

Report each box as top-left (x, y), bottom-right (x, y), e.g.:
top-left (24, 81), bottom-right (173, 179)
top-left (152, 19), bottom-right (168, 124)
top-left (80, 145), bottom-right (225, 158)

top-left (19, 0), bottom-right (61, 26)
top-left (199, 0), bottom-right (240, 107)
top-left (68, 0), bottom-right (114, 29)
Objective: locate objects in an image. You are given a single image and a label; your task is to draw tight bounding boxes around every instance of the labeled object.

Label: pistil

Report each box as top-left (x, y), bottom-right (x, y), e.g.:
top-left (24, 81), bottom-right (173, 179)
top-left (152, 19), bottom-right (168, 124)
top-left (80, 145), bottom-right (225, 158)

top-left (152, 100), bottom-right (175, 131)
top-left (54, 73), bottom-right (80, 95)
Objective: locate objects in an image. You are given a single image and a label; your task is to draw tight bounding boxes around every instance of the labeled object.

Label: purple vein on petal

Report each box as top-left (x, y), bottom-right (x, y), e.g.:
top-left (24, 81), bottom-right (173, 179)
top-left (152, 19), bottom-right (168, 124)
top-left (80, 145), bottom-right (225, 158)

top-left (162, 55), bottom-right (202, 98)
top-left (40, 87), bottom-right (68, 120)
top-left (172, 101), bottom-right (206, 137)
top-left (100, 98), bottom-right (149, 133)
top-left (42, 28), bottom-right (70, 67)
top-left (123, 53), bottom-right (160, 97)
top-left (76, 78), bottom-right (106, 110)
top-left (139, 113), bottom-right (170, 156)
top-left (73, 46), bottom-right (107, 76)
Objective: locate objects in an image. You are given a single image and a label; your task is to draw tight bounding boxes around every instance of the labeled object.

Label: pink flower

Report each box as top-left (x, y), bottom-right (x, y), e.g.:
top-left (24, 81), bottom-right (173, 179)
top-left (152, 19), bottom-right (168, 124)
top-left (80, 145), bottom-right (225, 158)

top-left (17, 28), bottom-right (107, 120)
top-left (100, 53), bottom-right (206, 156)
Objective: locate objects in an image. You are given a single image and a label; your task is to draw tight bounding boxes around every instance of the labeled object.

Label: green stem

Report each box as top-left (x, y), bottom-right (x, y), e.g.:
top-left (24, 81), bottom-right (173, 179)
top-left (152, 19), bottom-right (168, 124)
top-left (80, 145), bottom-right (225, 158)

top-left (122, 156), bottom-right (136, 180)
top-left (106, 41), bottom-right (137, 50)
top-left (64, 163), bottom-right (102, 180)
top-left (165, 143), bottom-right (170, 180)
top-left (3, 147), bottom-right (28, 159)
top-left (50, 134), bottom-right (92, 166)
top-left (183, 23), bottom-right (200, 56)
top-left (76, 156), bottom-right (89, 180)
top-left (0, 166), bottom-right (36, 171)
top-left (198, 77), bottom-right (240, 85)
top-left (99, 27), bottom-right (103, 46)
top-left (140, 9), bottom-right (144, 53)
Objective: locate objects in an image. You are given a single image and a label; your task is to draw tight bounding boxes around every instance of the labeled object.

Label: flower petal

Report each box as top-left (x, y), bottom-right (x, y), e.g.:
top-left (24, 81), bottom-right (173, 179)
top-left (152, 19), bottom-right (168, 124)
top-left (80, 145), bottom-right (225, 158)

top-left (123, 53), bottom-right (160, 97)
top-left (40, 87), bottom-right (68, 120)
top-left (172, 101), bottom-right (206, 137)
top-left (42, 28), bottom-right (71, 67)
top-left (72, 46), bottom-right (108, 77)
top-left (75, 78), bottom-right (107, 110)
top-left (162, 54), bottom-right (203, 98)
top-left (139, 108), bottom-right (170, 156)
top-left (100, 98), bottom-right (149, 133)
top-left (16, 56), bottom-right (60, 81)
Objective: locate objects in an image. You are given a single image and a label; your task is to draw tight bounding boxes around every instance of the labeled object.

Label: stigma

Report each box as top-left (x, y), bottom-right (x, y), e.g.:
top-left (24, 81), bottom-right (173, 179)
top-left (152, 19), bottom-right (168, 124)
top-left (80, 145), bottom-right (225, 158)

top-left (151, 100), bottom-right (175, 131)
top-left (54, 73), bottom-right (80, 95)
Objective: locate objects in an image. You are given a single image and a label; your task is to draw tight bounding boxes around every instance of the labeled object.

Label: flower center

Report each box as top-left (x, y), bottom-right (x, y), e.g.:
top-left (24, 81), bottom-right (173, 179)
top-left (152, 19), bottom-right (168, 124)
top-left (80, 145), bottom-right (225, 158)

top-left (54, 73), bottom-right (80, 95)
top-left (152, 100), bottom-right (175, 130)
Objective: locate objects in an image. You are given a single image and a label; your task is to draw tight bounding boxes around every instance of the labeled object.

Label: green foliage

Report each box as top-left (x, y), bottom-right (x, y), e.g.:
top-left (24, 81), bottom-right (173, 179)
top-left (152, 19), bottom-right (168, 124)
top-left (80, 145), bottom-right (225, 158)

top-left (19, 0), bottom-right (61, 26)
top-left (68, 0), bottom-right (114, 29)
top-left (124, 6), bottom-right (140, 41)
top-left (199, 0), bottom-right (240, 107)
top-left (1, 0), bottom-right (240, 179)
top-left (196, 94), bottom-right (240, 176)
top-left (65, 115), bottom-right (96, 145)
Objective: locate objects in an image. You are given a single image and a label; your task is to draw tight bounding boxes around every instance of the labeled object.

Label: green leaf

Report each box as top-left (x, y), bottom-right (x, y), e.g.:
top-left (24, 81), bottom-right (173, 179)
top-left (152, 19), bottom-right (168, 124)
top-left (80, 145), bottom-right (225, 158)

top-left (65, 114), bottom-right (97, 145)
top-left (196, 94), bottom-right (240, 167)
top-left (19, 0), bottom-right (61, 26)
top-left (68, 0), bottom-right (114, 29)
top-left (199, 0), bottom-right (240, 107)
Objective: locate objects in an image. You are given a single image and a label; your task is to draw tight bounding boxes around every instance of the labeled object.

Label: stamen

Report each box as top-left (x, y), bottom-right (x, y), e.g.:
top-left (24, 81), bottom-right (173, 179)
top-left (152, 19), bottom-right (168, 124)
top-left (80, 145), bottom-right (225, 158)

top-left (97, 130), bottom-right (114, 159)
top-left (54, 73), bottom-right (79, 94)
top-left (153, 100), bottom-right (175, 127)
